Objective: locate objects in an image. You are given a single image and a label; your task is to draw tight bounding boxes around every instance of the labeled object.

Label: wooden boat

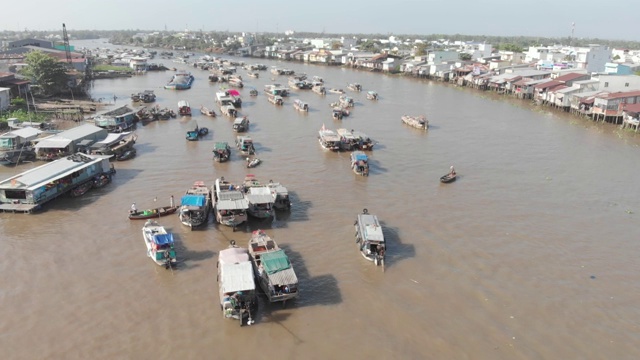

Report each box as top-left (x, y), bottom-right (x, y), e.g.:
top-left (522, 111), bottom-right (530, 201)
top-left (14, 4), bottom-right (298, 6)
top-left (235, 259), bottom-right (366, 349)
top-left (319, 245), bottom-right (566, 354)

top-left (401, 115), bottom-right (428, 131)
top-left (339, 95), bottom-right (354, 108)
top-left (350, 151), bottom-right (370, 176)
top-left (248, 230), bottom-right (299, 304)
top-left (337, 128), bottom-right (358, 151)
top-left (217, 241), bottom-right (257, 326)
top-left (69, 181), bottom-right (93, 197)
top-left (129, 205), bottom-right (178, 220)
top-left (351, 130), bottom-right (376, 151)
top-left (116, 148), bottom-right (136, 161)
top-left (366, 91), bottom-right (378, 100)
top-left (220, 104), bottom-right (237, 118)
top-left (233, 116), bottom-right (250, 132)
top-left (332, 107), bottom-right (344, 120)
top-left (267, 181), bottom-right (291, 211)
top-left (328, 88), bottom-right (345, 94)
top-left (268, 95), bottom-right (284, 106)
top-left (142, 219), bottom-right (177, 268)
top-left (178, 181), bottom-right (212, 229)
top-left (249, 89), bottom-right (258, 96)
top-left (293, 99), bottom-right (309, 112)
top-left (178, 100), bottom-right (191, 116)
top-left (236, 135), bottom-right (255, 155)
top-left (354, 209), bottom-right (385, 268)
top-left (246, 157), bottom-right (261, 168)
top-left (440, 173), bottom-right (457, 183)
top-left (213, 177), bottom-right (249, 229)
top-left (312, 85), bottom-right (326, 95)
top-left (245, 183), bottom-right (274, 219)
top-left (347, 83), bottom-right (362, 92)
top-left (318, 126), bottom-right (341, 151)
top-left (200, 106), bottom-right (216, 117)
top-left (247, 72), bottom-right (259, 79)
top-left (212, 142), bottom-right (231, 163)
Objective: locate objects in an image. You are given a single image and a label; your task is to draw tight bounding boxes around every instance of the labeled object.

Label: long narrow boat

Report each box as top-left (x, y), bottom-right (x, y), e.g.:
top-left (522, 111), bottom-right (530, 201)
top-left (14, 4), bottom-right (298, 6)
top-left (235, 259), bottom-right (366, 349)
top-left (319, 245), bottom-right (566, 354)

top-left (129, 206), bottom-right (178, 220)
top-left (248, 230), bottom-right (299, 305)
top-left (142, 219), bottom-right (177, 268)
top-left (401, 115), bottom-right (428, 130)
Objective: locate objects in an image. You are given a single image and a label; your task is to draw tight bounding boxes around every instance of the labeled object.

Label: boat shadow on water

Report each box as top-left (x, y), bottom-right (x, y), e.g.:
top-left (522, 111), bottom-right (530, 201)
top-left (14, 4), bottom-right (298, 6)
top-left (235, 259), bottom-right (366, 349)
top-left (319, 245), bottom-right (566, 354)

top-left (365, 159), bottom-right (388, 176)
top-left (173, 240), bottom-right (216, 270)
top-left (378, 222), bottom-right (415, 270)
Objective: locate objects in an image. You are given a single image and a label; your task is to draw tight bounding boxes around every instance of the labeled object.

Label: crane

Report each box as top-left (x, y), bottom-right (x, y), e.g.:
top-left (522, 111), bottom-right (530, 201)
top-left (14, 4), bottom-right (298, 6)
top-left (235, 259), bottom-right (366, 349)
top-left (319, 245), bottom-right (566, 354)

top-left (62, 23), bottom-right (72, 67)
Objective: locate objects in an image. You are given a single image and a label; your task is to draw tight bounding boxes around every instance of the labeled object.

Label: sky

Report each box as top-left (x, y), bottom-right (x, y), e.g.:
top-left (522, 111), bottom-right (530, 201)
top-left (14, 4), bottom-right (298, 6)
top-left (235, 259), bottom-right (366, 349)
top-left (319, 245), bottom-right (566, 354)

top-left (6, 0), bottom-right (640, 41)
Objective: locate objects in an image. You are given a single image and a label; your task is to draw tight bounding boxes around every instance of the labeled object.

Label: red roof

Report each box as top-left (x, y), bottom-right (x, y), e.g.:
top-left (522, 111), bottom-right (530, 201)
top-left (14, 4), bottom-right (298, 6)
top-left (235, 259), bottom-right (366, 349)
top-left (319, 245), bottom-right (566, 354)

top-left (623, 103), bottom-right (640, 113)
top-left (534, 80), bottom-right (561, 90)
top-left (555, 72), bottom-right (589, 82)
top-left (600, 90), bottom-right (640, 100)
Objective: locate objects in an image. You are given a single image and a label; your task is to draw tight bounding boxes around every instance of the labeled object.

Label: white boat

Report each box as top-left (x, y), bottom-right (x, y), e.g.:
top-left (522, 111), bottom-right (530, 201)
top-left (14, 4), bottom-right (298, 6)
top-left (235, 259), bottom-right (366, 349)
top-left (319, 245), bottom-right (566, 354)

top-left (245, 186), bottom-right (274, 219)
top-left (213, 178), bottom-right (249, 230)
top-left (178, 181), bottom-right (212, 229)
top-left (268, 95), bottom-right (284, 106)
top-left (312, 85), bottom-right (326, 95)
top-left (350, 151), bottom-right (370, 176)
top-left (347, 83), bottom-right (362, 92)
top-left (142, 219), bottom-right (177, 268)
top-left (248, 230), bottom-right (299, 304)
top-left (366, 91), bottom-right (379, 100)
top-left (267, 181), bottom-right (291, 211)
top-left (217, 241), bottom-right (257, 326)
top-left (246, 157), bottom-right (261, 168)
top-left (401, 115), bottom-right (428, 131)
top-left (293, 99), bottom-right (309, 112)
top-left (233, 116), bottom-right (250, 132)
top-left (337, 128), bottom-right (359, 151)
top-left (354, 209), bottom-right (385, 268)
top-left (318, 126), bottom-right (341, 151)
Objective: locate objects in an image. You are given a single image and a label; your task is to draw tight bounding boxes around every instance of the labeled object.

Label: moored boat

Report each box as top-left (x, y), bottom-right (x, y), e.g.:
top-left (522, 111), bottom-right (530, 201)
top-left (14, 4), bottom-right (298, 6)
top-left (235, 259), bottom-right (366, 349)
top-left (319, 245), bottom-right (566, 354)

top-left (213, 177), bottom-right (249, 229)
top-left (354, 209), bottom-right (385, 268)
top-left (129, 205), bottom-right (178, 220)
top-left (200, 106), bottom-right (216, 117)
top-left (401, 115), bottom-right (428, 130)
top-left (233, 116), bottom-right (250, 132)
top-left (318, 126), bottom-right (341, 151)
top-left (178, 181), bottom-right (212, 229)
top-left (248, 230), bottom-right (299, 304)
top-left (350, 151), bottom-right (370, 176)
top-left (267, 180), bottom-right (291, 211)
top-left (243, 175), bottom-right (274, 219)
top-left (212, 142), bottom-right (231, 162)
top-left (217, 241), bottom-right (257, 326)
top-left (69, 181), bottom-right (93, 197)
top-left (116, 148), bottom-right (136, 161)
top-left (142, 219), bottom-right (177, 268)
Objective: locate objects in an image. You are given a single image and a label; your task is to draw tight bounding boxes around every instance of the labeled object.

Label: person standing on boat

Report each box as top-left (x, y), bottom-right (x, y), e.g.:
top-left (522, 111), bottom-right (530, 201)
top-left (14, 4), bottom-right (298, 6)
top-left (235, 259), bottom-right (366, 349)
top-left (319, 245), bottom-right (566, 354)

top-left (449, 166), bottom-right (456, 176)
top-left (130, 203), bottom-right (137, 214)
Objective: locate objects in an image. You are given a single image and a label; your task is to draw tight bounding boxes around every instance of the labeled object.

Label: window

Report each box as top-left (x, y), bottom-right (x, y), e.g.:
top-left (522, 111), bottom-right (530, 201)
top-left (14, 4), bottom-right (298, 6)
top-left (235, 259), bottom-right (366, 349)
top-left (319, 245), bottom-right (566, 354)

top-left (604, 82), bottom-right (609, 87)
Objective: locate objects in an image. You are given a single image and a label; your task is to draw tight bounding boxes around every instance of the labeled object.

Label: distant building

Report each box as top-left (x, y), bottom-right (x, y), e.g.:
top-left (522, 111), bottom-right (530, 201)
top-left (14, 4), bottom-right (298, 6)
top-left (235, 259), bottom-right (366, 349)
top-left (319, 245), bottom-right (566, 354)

top-left (8, 38), bottom-right (53, 49)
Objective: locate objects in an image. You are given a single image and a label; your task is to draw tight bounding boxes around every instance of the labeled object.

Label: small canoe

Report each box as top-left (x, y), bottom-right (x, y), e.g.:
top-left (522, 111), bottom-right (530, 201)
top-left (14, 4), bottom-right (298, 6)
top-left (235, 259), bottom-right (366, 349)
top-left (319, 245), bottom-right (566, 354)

top-left (440, 173), bottom-right (457, 183)
top-left (129, 206), bottom-right (179, 220)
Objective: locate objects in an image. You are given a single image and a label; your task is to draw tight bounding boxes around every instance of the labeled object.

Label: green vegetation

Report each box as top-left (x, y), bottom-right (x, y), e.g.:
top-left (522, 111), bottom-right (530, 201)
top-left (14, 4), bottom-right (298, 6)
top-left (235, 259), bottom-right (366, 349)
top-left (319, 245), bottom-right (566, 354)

top-left (93, 64), bottom-right (134, 73)
top-left (20, 50), bottom-right (69, 96)
top-left (0, 109), bottom-right (49, 124)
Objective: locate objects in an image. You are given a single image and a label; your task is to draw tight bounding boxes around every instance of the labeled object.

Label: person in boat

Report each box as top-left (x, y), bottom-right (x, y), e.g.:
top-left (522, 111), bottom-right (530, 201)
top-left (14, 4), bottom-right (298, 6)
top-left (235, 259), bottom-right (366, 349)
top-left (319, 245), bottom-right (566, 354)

top-left (449, 166), bottom-right (456, 177)
top-left (130, 203), bottom-right (137, 214)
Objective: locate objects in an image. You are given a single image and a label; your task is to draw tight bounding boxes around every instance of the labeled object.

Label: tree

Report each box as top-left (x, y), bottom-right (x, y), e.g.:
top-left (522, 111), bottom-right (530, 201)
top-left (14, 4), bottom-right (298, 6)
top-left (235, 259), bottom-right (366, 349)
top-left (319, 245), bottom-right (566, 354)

top-left (331, 41), bottom-right (342, 50)
top-left (459, 53), bottom-right (472, 61)
top-left (21, 50), bottom-right (69, 96)
top-left (414, 42), bottom-right (428, 56)
top-left (613, 54), bottom-right (621, 60)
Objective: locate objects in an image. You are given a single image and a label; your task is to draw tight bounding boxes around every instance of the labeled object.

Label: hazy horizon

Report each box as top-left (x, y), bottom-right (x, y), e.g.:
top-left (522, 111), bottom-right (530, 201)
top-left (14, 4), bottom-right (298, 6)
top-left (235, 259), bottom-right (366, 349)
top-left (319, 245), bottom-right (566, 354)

top-left (5, 0), bottom-right (639, 42)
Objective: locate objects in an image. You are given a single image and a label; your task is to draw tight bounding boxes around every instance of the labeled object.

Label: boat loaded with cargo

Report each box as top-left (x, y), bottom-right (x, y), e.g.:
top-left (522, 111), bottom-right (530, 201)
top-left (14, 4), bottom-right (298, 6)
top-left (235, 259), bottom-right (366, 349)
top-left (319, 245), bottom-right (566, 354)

top-left (178, 181), bottom-right (212, 229)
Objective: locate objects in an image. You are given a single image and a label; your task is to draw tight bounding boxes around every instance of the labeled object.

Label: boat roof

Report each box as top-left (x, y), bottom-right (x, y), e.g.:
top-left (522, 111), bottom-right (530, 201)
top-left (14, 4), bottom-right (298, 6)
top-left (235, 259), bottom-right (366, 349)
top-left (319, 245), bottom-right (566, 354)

top-left (92, 132), bottom-right (133, 148)
top-left (351, 151), bottom-right (368, 161)
top-left (220, 261), bottom-right (255, 293)
top-left (262, 250), bottom-right (298, 286)
top-left (217, 198), bottom-right (249, 210)
top-left (319, 130), bottom-right (340, 142)
top-left (337, 128), bottom-right (357, 139)
top-left (245, 193), bottom-right (274, 204)
top-left (153, 233), bottom-right (174, 246)
top-left (0, 153), bottom-right (107, 191)
top-left (181, 194), bottom-right (205, 207)
top-left (219, 246), bottom-right (250, 264)
top-left (268, 183), bottom-right (288, 195)
top-left (357, 213), bottom-right (385, 242)
top-left (178, 100), bottom-right (189, 107)
top-left (233, 118), bottom-right (246, 125)
top-left (213, 142), bottom-right (229, 150)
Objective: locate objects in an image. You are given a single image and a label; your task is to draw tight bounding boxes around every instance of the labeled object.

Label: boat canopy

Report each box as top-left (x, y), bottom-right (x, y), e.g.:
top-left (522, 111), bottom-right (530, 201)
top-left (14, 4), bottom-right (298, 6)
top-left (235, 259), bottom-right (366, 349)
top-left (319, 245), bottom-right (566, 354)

top-left (358, 213), bottom-right (385, 242)
top-left (181, 194), bottom-right (206, 207)
top-left (213, 142), bottom-right (229, 150)
top-left (220, 261), bottom-right (255, 294)
top-left (153, 233), bottom-right (174, 246)
top-left (261, 249), bottom-right (291, 275)
top-left (228, 89), bottom-right (240, 96)
top-left (352, 152), bottom-right (368, 161)
top-left (217, 198), bottom-right (250, 210)
top-left (219, 246), bottom-right (250, 264)
top-left (178, 100), bottom-right (189, 108)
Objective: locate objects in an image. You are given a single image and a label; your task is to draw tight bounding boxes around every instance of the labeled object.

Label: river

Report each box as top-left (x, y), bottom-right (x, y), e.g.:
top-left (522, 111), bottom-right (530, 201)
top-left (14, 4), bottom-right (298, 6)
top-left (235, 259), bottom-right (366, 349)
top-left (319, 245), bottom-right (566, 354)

top-left (1, 39), bottom-right (640, 359)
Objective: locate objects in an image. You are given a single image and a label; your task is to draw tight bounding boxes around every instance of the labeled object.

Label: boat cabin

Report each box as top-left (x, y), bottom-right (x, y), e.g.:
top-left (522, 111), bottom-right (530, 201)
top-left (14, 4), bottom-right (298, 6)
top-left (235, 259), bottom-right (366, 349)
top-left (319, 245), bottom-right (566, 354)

top-left (212, 142), bottom-right (231, 162)
top-left (0, 127), bottom-right (42, 151)
top-left (268, 181), bottom-right (291, 210)
top-left (355, 209), bottom-right (385, 266)
top-left (178, 100), bottom-right (191, 116)
top-left (217, 245), bottom-right (257, 325)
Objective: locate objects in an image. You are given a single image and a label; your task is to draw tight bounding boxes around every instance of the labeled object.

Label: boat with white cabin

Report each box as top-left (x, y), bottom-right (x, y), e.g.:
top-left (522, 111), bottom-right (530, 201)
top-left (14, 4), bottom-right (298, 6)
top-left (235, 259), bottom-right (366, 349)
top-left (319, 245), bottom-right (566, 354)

top-left (213, 177), bottom-right (249, 230)
top-left (354, 209), bottom-right (385, 268)
top-left (142, 219), bottom-right (177, 268)
top-left (217, 241), bottom-right (257, 326)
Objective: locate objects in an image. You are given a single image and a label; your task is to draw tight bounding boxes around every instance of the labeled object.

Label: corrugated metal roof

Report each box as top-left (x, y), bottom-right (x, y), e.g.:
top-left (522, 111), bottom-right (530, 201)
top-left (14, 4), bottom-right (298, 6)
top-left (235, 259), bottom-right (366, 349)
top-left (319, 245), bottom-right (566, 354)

top-left (7, 127), bottom-right (42, 138)
top-left (219, 246), bottom-right (250, 264)
top-left (220, 262), bottom-right (255, 293)
top-left (56, 124), bottom-right (105, 140)
top-left (0, 153), bottom-right (103, 190)
top-left (246, 193), bottom-right (274, 204)
top-left (267, 267), bottom-right (298, 286)
top-left (34, 138), bottom-right (72, 149)
top-left (358, 213), bottom-right (385, 242)
top-left (217, 198), bottom-right (249, 210)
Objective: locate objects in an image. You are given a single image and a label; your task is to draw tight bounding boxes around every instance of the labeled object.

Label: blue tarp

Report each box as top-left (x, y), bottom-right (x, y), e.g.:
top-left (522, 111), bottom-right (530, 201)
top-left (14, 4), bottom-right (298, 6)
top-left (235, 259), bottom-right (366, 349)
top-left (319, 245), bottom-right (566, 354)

top-left (181, 194), bottom-right (205, 206)
top-left (153, 233), bottom-right (174, 245)
top-left (355, 153), bottom-right (368, 161)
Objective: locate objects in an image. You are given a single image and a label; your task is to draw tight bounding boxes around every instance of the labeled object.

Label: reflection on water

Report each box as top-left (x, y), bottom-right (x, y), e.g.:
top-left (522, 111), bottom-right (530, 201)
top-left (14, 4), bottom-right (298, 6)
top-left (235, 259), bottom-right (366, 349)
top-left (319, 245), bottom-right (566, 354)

top-left (1, 39), bottom-right (640, 359)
